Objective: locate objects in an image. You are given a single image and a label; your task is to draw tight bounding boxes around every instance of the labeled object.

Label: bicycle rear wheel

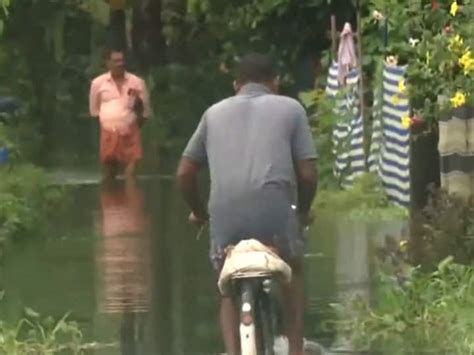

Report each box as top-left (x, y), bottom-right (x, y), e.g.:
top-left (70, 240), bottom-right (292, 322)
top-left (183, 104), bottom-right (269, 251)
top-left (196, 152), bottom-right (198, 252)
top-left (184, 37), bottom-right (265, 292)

top-left (239, 280), bottom-right (258, 355)
top-left (258, 301), bottom-right (275, 354)
top-left (238, 278), bottom-right (279, 355)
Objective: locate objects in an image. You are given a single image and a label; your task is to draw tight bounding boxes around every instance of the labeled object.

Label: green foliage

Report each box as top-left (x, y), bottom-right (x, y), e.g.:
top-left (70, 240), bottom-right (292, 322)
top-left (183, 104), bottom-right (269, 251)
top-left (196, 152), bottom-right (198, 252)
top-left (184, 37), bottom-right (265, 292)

top-left (0, 0), bottom-right (11, 35)
top-left (314, 173), bottom-right (407, 221)
top-left (0, 123), bottom-right (14, 154)
top-left (299, 88), bottom-right (339, 189)
top-left (332, 257), bottom-right (474, 354)
top-left (0, 307), bottom-right (113, 354)
top-left (351, 0), bottom-right (426, 72)
top-left (146, 60), bottom-right (232, 150)
top-left (0, 0), bottom-right (356, 163)
top-left (0, 0), bottom-right (107, 165)
top-left (403, 1), bottom-right (474, 124)
top-left (0, 165), bottom-right (65, 244)
top-left (185, 0), bottom-right (353, 86)
top-left (330, 0), bottom-right (474, 127)
top-left (0, 106), bottom-right (43, 163)
top-left (410, 188), bottom-right (474, 268)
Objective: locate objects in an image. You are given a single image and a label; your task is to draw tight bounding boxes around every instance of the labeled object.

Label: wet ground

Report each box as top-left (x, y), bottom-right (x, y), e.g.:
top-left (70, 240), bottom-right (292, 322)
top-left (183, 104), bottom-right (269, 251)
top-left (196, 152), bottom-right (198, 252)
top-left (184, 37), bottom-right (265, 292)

top-left (0, 170), bottom-right (407, 354)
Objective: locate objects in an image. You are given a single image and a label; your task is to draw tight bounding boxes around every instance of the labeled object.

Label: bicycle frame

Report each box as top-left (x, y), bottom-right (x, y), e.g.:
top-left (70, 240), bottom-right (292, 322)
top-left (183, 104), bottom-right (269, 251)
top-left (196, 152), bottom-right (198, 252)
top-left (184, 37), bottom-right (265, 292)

top-left (234, 276), bottom-right (281, 355)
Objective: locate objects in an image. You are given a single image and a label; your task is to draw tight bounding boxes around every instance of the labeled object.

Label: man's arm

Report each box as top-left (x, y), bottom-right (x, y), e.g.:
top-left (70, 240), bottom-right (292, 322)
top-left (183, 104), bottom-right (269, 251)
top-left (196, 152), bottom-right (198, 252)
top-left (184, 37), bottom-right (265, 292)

top-left (176, 114), bottom-right (208, 221)
top-left (89, 79), bottom-right (100, 118)
top-left (295, 159), bottom-right (318, 216)
top-left (136, 79), bottom-right (151, 127)
top-left (139, 79), bottom-right (151, 119)
top-left (176, 157), bottom-right (209, 221)
top-left (291, 104), bottom-right (318, 220)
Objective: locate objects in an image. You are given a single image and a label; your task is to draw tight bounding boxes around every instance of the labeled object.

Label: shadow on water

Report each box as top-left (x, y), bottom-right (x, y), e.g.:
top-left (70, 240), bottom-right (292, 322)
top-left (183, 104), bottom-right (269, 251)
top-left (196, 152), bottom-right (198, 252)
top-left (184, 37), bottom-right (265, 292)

top-left (1, 172), bottom-right (409, 354)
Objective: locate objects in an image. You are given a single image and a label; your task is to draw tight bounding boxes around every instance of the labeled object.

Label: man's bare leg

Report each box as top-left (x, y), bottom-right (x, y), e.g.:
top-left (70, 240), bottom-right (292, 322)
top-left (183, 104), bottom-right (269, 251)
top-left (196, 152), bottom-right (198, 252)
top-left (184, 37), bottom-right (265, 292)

top-left (283, 259), bottom-right (305, 355)
top-left (102, 161), bottom-right (118, 181)
top-left (220, 296), bottom-right (240, 355)
top-left (124, 160), bottom-right (137, 179)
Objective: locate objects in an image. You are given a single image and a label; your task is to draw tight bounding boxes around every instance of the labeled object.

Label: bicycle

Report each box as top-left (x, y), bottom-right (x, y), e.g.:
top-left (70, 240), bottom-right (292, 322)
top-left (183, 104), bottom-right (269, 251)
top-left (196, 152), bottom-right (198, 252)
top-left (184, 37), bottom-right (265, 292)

top-left (218, 239), bottom-right (292, 355)
top-left (236, 275), bottom-right (283, 355)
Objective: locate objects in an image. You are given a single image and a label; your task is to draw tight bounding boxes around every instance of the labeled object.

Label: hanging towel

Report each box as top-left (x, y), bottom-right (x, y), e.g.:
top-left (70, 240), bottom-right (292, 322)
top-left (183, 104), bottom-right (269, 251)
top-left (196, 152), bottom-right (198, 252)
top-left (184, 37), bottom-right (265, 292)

top-left (438, 105), bottom-right (474, 199)
top-left (368, 64), bottom-right (411, 208)
top-left (337, 23), bottom-right (358, 85)
top-left (326, 62), bottom-right (365, 187)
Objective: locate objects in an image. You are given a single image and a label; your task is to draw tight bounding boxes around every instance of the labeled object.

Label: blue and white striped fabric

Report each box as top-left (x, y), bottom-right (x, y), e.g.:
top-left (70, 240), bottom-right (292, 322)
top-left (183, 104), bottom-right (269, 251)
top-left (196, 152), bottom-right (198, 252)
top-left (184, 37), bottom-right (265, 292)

top-left (325, 62), bottom-right (365, 187)
top-left (368, 65), bottom-right (411, 208)
top-left (368, 82), bottom-right (383, 173)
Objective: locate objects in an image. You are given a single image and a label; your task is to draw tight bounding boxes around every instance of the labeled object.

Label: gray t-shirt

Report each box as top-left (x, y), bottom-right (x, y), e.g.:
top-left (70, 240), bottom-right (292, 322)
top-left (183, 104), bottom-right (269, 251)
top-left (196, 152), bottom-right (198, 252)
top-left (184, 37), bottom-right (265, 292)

top-left (183, 83), bottom-right (317, 250)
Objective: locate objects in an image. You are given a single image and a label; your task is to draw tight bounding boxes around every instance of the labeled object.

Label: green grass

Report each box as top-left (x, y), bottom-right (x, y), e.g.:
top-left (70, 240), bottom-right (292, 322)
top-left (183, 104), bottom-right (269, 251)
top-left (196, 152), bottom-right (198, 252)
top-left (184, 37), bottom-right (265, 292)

top-left (0, 305), bottom-right (115, 354)
top-left (332, 257), bottom-right (474, 354)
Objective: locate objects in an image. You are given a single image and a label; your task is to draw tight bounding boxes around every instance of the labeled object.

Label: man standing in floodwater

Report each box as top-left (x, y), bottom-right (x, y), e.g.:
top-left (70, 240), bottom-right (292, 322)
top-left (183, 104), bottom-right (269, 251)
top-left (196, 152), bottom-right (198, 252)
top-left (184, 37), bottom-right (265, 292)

top-left (176, 53), bottom-right (318, 355)
top-left (89, 48), bottom-right (151, 180)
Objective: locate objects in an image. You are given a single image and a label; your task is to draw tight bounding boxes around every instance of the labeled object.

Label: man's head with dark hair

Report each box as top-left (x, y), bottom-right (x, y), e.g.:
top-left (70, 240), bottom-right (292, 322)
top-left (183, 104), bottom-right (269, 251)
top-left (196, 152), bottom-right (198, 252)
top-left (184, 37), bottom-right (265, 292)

top-left (104, 48), bottom-right (126, 78)
top-left (104, 47), bottom-right (125, 60)
top-left (234, 53), bottom-right (279, 93)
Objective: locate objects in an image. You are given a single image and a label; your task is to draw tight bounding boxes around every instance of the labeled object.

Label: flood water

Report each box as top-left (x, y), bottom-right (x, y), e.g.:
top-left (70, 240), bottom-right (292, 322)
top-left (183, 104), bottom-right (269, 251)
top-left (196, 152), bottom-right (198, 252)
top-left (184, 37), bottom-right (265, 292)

top-left (0, 167), bottom-right (407, 354)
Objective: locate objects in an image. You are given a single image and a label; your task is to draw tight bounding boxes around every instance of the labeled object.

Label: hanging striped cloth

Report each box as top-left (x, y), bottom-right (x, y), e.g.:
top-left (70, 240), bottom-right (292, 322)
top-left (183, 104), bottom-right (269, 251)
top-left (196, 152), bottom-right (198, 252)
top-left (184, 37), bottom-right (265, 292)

top-left (368, 64), bottom-right (384, 173)
top-left (368, 64), bottom-right (411, 208)
top-left (325, 62), bottom-right (365, 187)
top-left (438, 105), bottom-right (474, 199)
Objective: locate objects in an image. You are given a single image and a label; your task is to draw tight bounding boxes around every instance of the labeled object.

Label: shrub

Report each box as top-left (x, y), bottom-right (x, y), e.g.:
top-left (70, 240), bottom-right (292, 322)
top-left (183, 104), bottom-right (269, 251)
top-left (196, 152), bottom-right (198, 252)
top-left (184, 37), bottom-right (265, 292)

top-left (0, 165), bottom-right (65, 244)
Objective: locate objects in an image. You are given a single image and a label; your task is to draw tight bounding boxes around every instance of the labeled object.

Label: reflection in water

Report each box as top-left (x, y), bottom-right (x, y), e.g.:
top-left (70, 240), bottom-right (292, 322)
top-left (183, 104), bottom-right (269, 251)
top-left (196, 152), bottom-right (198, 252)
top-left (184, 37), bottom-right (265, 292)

top-left (336, 222), bottom-right (370, 300)
top-left (95, 178), bottom-right (151, 354)
top-left (332, 220), bottom-right (407, 352)
top-left (3, 174), bottom-right (413, 354)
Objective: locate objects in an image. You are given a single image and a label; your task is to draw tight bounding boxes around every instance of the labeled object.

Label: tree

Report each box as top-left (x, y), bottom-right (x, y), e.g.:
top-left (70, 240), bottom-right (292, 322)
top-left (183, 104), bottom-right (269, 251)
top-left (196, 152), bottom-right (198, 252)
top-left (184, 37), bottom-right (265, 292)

top-left (184, 0), bottom-right (355, 92)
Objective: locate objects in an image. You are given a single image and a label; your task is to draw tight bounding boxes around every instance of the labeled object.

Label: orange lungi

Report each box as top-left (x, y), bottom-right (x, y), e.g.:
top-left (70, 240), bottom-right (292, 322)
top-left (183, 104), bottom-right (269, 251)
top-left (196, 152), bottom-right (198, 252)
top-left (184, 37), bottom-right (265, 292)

top-left (100, 124), bottom-right (143, 163)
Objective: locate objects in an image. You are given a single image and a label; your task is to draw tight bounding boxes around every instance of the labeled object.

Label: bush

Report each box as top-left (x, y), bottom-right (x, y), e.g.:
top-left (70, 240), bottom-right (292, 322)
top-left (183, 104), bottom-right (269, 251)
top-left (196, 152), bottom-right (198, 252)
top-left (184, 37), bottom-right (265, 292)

top-left (410, 187), bottom-right (474, 268)
top-left (328, 187), bottom-right (474, 354)
top-left (332, 256), bottom-right (474, 354)
top-left (0, 165), bottom-right (64, 244)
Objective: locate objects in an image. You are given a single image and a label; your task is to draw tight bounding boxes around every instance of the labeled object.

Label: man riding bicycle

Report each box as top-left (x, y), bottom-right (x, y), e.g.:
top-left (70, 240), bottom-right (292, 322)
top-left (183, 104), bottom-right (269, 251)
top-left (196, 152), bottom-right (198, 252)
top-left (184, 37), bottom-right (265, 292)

top-left (176, 53), bottom-right (318, 355)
